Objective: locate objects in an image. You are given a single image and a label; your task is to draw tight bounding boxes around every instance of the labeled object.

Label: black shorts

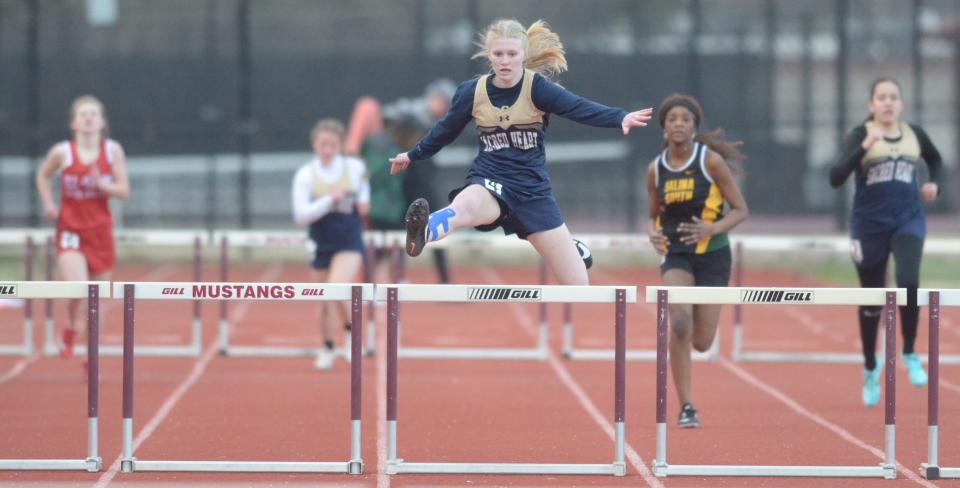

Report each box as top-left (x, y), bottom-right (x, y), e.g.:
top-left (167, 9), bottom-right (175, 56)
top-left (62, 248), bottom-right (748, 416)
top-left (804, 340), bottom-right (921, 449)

top-left (660, 246), bottom-right (732, 287)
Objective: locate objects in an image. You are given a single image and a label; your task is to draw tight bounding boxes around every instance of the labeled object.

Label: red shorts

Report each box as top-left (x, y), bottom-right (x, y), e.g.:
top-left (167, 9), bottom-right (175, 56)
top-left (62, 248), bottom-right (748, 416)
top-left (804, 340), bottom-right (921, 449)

top-left (55, 225), bottom-right (116, 275)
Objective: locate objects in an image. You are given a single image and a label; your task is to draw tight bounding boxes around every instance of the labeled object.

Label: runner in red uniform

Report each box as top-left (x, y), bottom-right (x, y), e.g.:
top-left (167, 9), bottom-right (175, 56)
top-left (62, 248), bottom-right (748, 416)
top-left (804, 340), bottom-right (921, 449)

top-left (36, 95), bottom-right (130, 358)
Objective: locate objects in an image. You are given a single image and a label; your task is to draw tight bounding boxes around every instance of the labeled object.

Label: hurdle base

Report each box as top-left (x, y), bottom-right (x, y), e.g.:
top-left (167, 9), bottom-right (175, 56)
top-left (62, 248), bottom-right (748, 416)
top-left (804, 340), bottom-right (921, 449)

top-left (734, 351), bottom-right (864, 364)
top-left (219, 345), bottom-right (354, 362)
top-left (566, 348), bottom-right (716, 362)
top-left (348, 459), bottom-right (364, 475)
top-left (0, 459), bottom-right (95, 471)
top-left (398, 347), bottom-right (546, 360)
top-left (654, 463), bottom-right (894, 478)
top-left (85, 456), bottom-right (102, 472)
top-left (0, 345), bottom-right (31, 356)
top-left (128, 459), bottom-right (356, 473)
top-left (386, 460), bottom-right (624, 476)
top-left (921, 463), bottom-right (940, 480)
top-left (122, 457), bottom-right (136, 473)
top-left (924, 464), bottom-right (960, 479)
top-left (44, 343), bottom-right (200, 358)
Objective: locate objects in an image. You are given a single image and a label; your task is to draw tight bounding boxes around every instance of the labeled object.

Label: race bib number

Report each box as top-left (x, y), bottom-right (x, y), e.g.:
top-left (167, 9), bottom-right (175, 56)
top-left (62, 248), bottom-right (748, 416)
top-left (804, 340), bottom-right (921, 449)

top-left (484, 178), bottom-right (503, 196)
top-left (60, 230), bottom-right (80, 250)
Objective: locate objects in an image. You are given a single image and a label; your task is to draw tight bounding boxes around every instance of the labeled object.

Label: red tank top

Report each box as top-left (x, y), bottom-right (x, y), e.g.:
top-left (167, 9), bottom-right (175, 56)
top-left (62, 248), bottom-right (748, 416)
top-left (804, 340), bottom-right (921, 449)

top-left (58, 139), bottom-right (114, 230)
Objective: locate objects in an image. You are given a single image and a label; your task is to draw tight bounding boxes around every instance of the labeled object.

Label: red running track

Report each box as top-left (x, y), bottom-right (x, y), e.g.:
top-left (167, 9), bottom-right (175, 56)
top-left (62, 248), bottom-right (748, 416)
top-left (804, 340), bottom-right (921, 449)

top-left (0, 261), bottom-right (957, 487)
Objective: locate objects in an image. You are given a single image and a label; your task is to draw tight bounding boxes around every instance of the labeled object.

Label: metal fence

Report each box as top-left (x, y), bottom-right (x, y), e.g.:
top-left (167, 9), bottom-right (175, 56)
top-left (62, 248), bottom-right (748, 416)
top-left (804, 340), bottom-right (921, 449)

top-left (0, 0), bottom-right (957, 231)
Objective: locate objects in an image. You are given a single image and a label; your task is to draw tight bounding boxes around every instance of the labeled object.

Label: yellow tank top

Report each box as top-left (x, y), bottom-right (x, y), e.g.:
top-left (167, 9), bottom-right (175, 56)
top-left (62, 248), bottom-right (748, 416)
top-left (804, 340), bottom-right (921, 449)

top-left (310, 158), bottom-right (355, 200)
top-left (472, 69), bottom-right (545, 135)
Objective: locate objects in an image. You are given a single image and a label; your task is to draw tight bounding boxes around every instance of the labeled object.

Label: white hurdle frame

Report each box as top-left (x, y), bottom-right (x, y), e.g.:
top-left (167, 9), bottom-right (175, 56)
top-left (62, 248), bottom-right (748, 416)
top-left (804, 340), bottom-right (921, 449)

top-left (648, 286), bottom-right (904, 479)
top-left (42, 230), bottom-right (208, 358)
top-left (919, 288), bottom-right (960, 480)
top-left (0, 230), bottom-right (47, 355)
top-left (0, 281), bottom-right (108, 472)
top-left (378, 283), bottom-right (634, 476)
top-left (380, 231), bottom-right (552, 360)
top-left (729, 237), bottom-right (960, 364)
top-left (213, 230), bottom-right (379, 358)
top-left (115, 281), bottom-right (372, 474)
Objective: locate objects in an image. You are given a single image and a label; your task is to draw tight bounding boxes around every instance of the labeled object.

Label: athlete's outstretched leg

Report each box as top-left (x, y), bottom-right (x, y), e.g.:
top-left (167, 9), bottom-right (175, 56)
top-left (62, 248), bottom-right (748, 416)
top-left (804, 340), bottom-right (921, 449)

top-left (527, 224), bottom-right (588, 286)
top-left (404, 184), bottom-right (500, 257)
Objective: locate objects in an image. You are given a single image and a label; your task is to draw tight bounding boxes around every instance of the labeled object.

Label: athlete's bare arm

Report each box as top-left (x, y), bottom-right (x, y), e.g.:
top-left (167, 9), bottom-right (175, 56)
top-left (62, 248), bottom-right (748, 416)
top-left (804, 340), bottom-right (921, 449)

top-left (36, 143), bottom-right (66, 221)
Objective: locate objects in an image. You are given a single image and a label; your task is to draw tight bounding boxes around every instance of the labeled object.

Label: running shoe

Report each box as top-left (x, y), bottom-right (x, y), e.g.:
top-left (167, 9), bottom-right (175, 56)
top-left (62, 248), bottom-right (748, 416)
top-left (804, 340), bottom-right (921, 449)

top-left (404, 198), bottom-right (429, 257)
top-left (59, 329), bottom-right (76, 358)
top-left (314, 348), bottom-right (334, 370)
top-left (573, 238), bottom-right (593, 269)
top-left (678, 402), bottom-right (700, 428)
top-left (862, 366), bottom-right (881, 407)
top-left (902, 352), bottom-right (928, 386)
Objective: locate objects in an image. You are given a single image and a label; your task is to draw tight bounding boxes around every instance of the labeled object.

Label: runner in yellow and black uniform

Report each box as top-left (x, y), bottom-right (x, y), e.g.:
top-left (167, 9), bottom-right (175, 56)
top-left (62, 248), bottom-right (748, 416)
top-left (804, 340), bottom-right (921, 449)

top-left (646, 94), bottom-right (749, 428)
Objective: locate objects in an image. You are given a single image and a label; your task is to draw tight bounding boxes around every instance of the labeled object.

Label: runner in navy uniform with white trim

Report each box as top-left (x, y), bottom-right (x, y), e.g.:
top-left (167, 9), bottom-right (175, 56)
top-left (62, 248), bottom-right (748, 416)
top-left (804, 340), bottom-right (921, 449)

top-left (389, 19), bottom-right (652, 285)
top-left (646, 94), bottom-right (749, 428)
top-left (830, 78), bottom-right (944, 406)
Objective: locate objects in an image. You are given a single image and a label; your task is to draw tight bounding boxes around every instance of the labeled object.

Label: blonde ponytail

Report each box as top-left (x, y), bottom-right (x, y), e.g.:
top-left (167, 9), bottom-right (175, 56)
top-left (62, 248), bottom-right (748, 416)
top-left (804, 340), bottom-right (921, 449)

top-left (472, 19), bottom-right (568, 81)
top-left (524, 20), bottom-right (567, 80)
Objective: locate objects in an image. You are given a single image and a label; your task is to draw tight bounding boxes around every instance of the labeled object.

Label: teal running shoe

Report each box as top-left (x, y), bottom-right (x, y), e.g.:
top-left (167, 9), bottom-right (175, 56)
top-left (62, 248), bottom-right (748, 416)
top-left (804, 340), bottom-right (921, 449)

top-left (862, 367), bottom-right (881, 407)
top-left (902, 352), bottom-right (928, 386)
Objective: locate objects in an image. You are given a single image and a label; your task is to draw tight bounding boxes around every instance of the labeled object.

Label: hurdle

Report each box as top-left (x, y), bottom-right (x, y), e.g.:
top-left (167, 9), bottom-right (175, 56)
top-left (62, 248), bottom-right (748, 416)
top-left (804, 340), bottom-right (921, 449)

top-left (730, 235), bottom-right (960, 363)
top-left (213, 230), bottom-right (378, 358)
top-left (379, 283), bottom-right (633, 476)
top-left (0, 229), bottom-right (49, 355)
top-left (42, 229), bottom-right (207, 357)
top-left (116, 281), bottom-right (371, 474)
top-left (919, 288), bottom-right (960, 480)
top-left (379, 231), bottom-right (553, 360)
top-left (558, 234), bottom-right (719, 362)
top-left (0, 281), bottom-right (107, 472)
top-left (649, 286), bottom-right (904, 479)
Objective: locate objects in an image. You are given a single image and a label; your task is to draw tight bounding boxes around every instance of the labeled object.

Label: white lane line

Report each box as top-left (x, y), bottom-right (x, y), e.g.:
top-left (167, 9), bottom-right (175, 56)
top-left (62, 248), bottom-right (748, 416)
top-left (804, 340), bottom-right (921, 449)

top-left (0, 355), bottom-right (39, 384)
top-left (721, 358), bottom-right (938, 487)
top-left (485, 269), bottom-right (662, 487)
top-left (93, 264), bottom-right (284, 488)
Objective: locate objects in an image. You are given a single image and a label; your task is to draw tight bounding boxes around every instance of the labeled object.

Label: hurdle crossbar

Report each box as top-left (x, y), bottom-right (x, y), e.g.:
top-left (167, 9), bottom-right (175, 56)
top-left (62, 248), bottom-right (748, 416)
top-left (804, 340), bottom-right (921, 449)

top-left (379, 283), bottom-right (633, 476)
top-left (648, 286), bottom-right (903, 479)
top-left (728, 237), bottom-right (960, 364)
top-left (42, 231), bottom-right (207, 358)
top-left (117, 281), bottom-right (371, 474)
top-left (0, 281), bottom-right (105, 472)
top-left (919, 289), bottom-right (960, 480)
top-left (213, 230), bottom-right (379, 358)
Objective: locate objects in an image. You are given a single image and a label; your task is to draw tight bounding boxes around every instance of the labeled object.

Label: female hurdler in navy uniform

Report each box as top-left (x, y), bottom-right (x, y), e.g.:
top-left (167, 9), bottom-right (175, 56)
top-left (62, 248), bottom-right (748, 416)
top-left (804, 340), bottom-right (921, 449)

top-left (647, 94), bottom-right (749, 428)
top-left (389, 19), bottom-right (652, 285)
top-left (830, 78), bottom-right (944, 406)
top-left (292, 119), bottom-right (370, 370)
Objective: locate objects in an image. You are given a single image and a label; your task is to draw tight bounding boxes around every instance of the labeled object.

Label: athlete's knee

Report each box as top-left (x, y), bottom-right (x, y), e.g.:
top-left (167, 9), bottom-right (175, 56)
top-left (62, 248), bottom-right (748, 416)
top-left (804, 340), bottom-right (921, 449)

top-left (692, 335), bottom-right (715, 353)
top-left (670, 312), bottom-right (693, 342)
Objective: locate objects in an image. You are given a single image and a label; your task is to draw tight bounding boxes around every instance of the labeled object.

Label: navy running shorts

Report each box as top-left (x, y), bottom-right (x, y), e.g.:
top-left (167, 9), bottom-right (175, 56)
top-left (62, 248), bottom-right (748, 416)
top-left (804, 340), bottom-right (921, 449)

top-left (448, 175), bottom-right (564, 239)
